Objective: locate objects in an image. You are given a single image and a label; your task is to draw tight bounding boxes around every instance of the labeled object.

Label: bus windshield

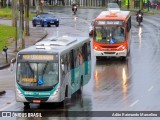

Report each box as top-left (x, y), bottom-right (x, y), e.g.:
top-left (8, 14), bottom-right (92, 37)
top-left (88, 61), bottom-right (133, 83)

top-left (17, 62), bottom-right (59, 88)
top-left (94, 26), bottom-right (125, 44)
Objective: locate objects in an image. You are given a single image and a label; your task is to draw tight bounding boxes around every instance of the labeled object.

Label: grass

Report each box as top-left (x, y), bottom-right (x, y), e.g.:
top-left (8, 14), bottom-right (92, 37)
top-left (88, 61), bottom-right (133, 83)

top-left (0, 7), bottom-right (36, 20)
top-left (0, 7), bottom-right (12, 19)
top-left (0, 24), bottom-right (15, 51)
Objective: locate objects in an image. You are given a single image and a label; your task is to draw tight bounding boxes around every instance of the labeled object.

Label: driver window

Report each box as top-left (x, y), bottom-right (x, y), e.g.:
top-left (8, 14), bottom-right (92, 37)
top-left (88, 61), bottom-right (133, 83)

top-left (95, 28), bottom-right (102, 41)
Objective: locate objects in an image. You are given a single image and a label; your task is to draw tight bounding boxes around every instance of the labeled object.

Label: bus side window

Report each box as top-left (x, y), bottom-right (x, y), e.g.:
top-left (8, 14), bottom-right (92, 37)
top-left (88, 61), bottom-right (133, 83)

top-left (87, 42), bottom-right (91, 60)
top-left (82, 43), bottom-right (87, 61)
top-left (70, 50), bottom-right (74, 70)
top-left (66, 53), bottom-right (70, 71)
top-left (61, 56), bottom-right (65, 73)
top-left (79, 47), bottom-right (83, 65)
top-left (127, 16), bottom-right (131, 32)
top-left (75, 48), bottom-right (80, 67)
top-left (82, 43), bottom-right (88, 75)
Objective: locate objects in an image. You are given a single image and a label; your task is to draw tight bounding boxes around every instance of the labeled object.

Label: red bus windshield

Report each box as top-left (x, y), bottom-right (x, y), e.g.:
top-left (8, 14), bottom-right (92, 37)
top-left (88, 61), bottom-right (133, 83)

top-left (94, 26), bottom-right (125, 44)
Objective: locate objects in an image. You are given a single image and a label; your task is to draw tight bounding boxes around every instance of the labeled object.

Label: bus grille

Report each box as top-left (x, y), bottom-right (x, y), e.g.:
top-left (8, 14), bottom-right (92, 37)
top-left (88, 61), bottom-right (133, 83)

top-left (104, 52), bottom-right (115, 54)
top-left (102, 46), bottom-right (119, 48)
top-left (25, 97), bottom-right (49, 102)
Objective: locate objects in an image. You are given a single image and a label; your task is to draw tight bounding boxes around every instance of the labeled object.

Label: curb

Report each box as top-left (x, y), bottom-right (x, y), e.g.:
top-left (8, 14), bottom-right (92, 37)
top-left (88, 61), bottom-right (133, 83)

top-left (0, 63), bottom-right (10, 70)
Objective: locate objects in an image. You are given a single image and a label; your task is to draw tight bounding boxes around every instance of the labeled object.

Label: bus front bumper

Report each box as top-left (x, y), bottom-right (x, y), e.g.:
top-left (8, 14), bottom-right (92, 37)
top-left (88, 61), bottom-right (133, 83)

top-left (94, 49), bottom-right (128, 57)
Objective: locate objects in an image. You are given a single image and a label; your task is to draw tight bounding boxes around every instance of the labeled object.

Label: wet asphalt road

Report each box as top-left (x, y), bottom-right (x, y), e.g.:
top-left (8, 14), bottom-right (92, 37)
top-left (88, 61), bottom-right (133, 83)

top-left (1, 8), bottom-right (160, 120)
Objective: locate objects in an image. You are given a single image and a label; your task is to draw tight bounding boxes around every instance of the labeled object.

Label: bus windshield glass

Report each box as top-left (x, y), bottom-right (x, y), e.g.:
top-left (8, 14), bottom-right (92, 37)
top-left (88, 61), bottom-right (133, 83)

top-left (17, 62), bottom-right (58, 87)
top-left (94, 26), bottom-right (125, 44)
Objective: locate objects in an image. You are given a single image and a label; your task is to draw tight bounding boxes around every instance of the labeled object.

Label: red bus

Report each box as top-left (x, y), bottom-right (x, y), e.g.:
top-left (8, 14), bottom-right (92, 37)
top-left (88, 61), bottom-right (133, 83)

top-left (92, 9), bottom-right (131, 60)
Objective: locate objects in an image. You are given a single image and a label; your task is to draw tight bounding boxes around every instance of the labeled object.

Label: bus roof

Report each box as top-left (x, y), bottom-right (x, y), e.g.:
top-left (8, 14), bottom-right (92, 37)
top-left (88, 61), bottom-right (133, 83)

top-left (18, 36), bottom-right (90, 55)
top-left (95, 10), bottom-right (131, 21)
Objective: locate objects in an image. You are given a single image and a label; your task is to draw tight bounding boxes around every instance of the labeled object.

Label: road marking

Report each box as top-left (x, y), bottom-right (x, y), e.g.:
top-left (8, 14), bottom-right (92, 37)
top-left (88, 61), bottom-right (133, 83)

top-left (129, 100), bottom-right (139, 107)
top-left (0, 99), bottom-right (16, 111)
top-left (148, 85), bottom-right (154, 92)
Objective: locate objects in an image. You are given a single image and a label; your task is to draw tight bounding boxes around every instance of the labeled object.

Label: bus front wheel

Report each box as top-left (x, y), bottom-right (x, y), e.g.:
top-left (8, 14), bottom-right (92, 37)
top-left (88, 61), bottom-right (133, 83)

top-left (96, 56), bottom-right (101, 61)
top-left (78, 80), bottom-right (83, 94)
top-left (24, 102), bottom-right (30, 108)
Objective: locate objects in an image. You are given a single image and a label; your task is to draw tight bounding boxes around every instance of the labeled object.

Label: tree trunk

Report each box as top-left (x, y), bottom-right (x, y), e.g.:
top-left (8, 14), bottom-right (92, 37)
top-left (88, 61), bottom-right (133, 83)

top-left (25, 0), bottom-right (30, 36)
top-left (19, 0), bottom-right (25, 49)
top-left (35, 0), bottom-right (40, 15)
top-left (62, 0), bottom-right (65, 6)
top-left (12, 0), bottom-right (16, 27)
top-left (40, 1), bottom-right (44, 13)
top-left (33, 0), bottom-right (35, 6)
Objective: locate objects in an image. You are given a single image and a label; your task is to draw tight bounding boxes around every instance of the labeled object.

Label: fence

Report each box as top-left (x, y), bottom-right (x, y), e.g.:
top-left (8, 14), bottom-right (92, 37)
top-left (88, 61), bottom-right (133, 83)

top-left (30, 0), bottom-right (117, 7)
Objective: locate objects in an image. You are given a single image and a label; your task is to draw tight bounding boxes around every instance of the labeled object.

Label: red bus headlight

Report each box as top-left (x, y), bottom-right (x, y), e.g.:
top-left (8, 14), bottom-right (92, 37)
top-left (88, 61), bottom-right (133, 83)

top-left (118, 45), bottom-right (126, 51)
top-left (94, 46), bottom-right (101, 51)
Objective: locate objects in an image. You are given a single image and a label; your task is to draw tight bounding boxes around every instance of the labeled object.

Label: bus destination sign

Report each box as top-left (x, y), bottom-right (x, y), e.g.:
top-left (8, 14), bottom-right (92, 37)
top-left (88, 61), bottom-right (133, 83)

top-left (96, 20), bottom-right (123, 26)
top-left (22, 55), bottom-right (55, 61)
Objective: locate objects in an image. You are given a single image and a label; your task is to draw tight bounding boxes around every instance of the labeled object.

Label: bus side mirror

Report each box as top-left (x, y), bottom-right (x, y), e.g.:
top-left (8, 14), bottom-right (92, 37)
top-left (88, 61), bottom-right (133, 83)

top-left (10, 58), bottom-right (16, 71)
top-left (61, 64), bottom-right (64, 72)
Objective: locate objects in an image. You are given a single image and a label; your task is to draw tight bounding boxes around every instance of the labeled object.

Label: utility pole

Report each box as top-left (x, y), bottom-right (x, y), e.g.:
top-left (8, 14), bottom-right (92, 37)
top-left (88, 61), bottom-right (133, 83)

top-left (19, 0), bottom-right (25, 49)
top-left (25, 0), bottom-right (29, 36)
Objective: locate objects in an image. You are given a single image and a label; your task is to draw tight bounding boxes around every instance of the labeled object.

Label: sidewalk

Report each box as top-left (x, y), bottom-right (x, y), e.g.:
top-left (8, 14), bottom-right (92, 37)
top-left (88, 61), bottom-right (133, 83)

top-left (0, 27), bottom-right (47, 70)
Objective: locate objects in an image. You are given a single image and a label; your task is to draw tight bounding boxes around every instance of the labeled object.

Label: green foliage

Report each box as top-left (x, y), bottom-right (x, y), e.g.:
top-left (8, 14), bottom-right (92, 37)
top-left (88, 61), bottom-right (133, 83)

top-left (0, 24), bottom-right (15, 51)
top-left (0, 8), bottom-right (12, 18)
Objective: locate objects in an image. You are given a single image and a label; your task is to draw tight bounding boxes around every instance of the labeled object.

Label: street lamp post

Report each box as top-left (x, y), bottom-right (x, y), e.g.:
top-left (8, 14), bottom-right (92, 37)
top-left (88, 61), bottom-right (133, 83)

top-left (3, 46), bottom-right (8, 63)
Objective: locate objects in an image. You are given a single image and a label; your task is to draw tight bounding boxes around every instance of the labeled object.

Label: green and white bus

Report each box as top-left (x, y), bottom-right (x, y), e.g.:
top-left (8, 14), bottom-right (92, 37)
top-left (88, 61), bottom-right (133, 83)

top-left (15, 36), bottom-right (91, 107)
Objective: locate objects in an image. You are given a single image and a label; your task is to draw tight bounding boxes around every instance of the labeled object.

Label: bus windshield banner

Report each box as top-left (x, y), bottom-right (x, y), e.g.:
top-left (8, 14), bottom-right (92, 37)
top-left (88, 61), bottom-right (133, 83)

top-left (21, 55), bottom-right (57, 61)
top-left (95, 20), bottom-right (124, 26)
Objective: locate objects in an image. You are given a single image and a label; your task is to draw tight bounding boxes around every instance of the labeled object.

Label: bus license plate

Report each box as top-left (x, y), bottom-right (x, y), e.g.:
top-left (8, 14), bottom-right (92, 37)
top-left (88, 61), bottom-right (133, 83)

top-left (33, 100), bottom-right (41, 103)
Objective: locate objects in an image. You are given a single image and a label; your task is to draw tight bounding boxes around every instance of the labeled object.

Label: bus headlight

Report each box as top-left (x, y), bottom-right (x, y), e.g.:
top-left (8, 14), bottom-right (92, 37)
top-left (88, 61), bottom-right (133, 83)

top-left (52, 89), bottom-right (59, 96)
top-left (94, 46), bottom-right (101, 51)
top-left (16, 89), bottom-right (23, 96)
top-left (118, 45), bottom-right (125, 51)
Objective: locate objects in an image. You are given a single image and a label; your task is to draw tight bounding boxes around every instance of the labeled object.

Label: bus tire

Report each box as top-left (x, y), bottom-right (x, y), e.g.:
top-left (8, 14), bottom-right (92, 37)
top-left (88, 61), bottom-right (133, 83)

top-left (121, 56), bottom-right (126, 60)
top-left (24, 102), bottom-right (30, 108)
top-left (78, 79), bottom-right (83, 94)
top-left (127, 49), bottom-right (130, 57)
top-left (96, 56), bottom-right (101, 61)
top-left (59, 100), bottom-right (65, 107)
